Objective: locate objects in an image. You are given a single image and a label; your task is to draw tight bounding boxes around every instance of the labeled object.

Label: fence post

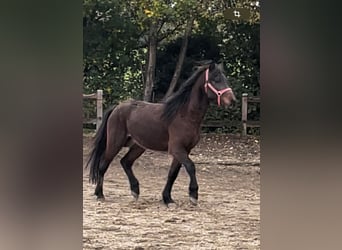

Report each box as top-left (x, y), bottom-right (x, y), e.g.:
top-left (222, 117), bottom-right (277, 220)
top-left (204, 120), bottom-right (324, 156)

top-left (96, 89), bottom-right (103, 132)
top-left (242, 93), bottom-right (248, 136)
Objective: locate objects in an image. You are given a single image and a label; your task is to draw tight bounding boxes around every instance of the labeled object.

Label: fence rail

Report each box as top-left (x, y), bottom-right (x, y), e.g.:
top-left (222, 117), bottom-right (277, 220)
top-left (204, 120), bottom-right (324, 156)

top-left (242, 93), bottom-right (260, 136)
top-left (82, 91), bottom-right (260, 135)
top-left (83, 89), bottom-right (103, 131)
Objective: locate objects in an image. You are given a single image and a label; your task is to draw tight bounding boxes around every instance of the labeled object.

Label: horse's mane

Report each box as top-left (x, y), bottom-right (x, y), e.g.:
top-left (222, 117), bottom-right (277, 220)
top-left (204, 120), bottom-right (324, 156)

top-left (161, 61), bottom-right (212, 123)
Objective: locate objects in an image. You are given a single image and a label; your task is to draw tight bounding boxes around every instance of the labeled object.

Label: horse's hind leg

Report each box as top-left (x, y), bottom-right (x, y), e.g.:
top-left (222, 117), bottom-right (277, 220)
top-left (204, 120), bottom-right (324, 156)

top-left (95, 121), bottom-right (127, 200)
top-left (120, 143), bottom-right (145, 200)
top-left (94, 159), bottom-right (111, 199)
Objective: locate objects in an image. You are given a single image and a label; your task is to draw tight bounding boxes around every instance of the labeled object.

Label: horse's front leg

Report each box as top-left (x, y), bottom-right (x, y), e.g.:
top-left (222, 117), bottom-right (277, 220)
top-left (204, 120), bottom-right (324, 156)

top-left (171, 150), bottom-right (199, 205)
top-left (120, 144), bottom-right (145, 200)
top-left (162, 158), bottom-right (182, 205)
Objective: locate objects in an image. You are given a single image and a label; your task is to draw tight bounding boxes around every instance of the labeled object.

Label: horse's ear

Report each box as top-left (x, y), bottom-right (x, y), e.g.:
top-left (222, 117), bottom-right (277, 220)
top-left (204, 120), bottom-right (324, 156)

top-left (217, 62), bottom-right (224, 71)
top-left (209, 62), bottom-right (215, 70)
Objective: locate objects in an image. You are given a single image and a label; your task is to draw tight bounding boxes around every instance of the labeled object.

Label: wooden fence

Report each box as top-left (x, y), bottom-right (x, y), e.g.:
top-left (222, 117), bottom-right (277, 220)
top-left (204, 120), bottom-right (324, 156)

top-left (82, 90), bottom-right (259, 135)
top-left (241, 93), bottom-right (260, 136)
top-left (83, 90), bottom-right (103, 131)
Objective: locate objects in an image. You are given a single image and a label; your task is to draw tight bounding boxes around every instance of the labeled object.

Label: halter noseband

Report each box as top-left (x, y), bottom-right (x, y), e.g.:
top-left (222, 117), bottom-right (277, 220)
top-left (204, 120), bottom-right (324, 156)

top-left (204, 68), bottom-right (232, 106)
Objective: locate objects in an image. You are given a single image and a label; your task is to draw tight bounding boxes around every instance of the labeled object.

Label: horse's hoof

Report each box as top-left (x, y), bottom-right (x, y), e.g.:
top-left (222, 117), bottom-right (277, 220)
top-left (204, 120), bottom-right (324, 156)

top-left (189, 197), bottom-right (198, 206)
top-left (162, 199), bottom-right (177, 209)
top-left (96, 196), bottom-right (105, 201)
top-left (131, 191), bottom-right (139, 200)
top-left (167, 202), bottom-right (177, 209)
top-left (162, 195), bottom-right (175, 205)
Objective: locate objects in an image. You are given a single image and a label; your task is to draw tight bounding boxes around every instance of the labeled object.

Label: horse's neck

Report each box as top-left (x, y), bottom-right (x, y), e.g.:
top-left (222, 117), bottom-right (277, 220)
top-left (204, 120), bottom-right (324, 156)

top-left (187, 74), bottom-right (209, 123)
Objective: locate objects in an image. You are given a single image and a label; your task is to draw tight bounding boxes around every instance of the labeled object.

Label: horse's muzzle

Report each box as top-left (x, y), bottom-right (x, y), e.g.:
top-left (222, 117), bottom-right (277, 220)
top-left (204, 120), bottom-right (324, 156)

top-left (221, 91), bottom-right (236, 107)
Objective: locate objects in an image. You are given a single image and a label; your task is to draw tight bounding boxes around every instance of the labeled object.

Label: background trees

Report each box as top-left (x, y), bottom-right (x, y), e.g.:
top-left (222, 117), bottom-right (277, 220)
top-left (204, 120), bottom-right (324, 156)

top-left (83, 0), bottom-right (260, 133)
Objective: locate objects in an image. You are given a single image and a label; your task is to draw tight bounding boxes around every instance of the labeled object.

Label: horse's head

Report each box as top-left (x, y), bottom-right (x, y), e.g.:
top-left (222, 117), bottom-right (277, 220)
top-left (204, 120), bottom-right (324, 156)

top-left (204, 62), bottom-right (236, 107)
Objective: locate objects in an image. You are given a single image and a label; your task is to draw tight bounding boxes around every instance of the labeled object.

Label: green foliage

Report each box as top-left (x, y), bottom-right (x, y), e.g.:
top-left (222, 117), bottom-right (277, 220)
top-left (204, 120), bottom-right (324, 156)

top-left (154, 19), bottom-right (259, 133)
top-left (83, 0), bottom-right (260, 133)
top-left (83, 0), bottom-right (144, 107)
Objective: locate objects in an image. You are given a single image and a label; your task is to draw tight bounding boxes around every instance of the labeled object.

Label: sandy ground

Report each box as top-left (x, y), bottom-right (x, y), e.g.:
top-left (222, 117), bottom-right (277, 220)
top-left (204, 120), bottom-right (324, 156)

top-left (83, 133), bottom-right (260, 250)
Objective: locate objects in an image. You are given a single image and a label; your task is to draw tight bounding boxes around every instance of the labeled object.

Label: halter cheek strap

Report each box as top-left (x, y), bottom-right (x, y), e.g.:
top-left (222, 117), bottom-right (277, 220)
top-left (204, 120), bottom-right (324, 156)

top-left (204, 68), bottom-right (232, 106)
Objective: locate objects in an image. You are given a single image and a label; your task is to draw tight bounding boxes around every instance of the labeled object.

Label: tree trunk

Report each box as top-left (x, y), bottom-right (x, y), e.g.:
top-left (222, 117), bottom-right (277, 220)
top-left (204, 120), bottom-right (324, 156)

top-left (164, 17), bottom-right (194, 99)
top-left (143, 23), bottom-right (158, 102)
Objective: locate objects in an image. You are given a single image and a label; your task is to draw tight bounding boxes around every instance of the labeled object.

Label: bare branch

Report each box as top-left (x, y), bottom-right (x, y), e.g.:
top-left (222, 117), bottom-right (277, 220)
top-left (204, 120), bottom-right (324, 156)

top-left (157, 23), bottom-right (183, 43)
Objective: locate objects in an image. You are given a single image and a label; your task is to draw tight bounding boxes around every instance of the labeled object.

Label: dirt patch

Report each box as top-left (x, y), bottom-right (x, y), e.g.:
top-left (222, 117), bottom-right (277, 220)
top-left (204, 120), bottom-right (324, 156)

top-left (83, 133), bottom-right (260, 250)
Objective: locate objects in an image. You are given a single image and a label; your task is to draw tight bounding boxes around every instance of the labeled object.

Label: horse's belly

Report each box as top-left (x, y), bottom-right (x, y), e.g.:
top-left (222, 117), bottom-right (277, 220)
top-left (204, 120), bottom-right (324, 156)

top-left (133, 136), bottom-right (168, 151)
top-left (129, 130), bottom-right (168, 151)
top-left (127, 121), bottom-right (168, 151)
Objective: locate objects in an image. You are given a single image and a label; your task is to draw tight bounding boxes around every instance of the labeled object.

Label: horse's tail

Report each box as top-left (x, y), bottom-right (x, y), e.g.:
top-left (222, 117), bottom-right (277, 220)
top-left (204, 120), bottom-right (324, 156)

top-left (86, 106), bottom-right (115, 184)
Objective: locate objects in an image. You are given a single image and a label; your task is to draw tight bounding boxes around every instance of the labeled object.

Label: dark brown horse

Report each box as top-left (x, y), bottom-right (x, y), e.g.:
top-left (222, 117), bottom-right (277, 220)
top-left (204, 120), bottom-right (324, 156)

top-left (86, 61), bottom-right (236, 206)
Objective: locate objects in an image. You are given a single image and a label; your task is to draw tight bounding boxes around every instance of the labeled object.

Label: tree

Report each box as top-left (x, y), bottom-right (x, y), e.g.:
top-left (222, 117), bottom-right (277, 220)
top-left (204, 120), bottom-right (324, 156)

top-left (143, 21), bottom-right (158, 101)
top-left (83, 0), bottom-right (144, 105)
top-left (128, 0), bottom-right (200, 101)
top-left (163, 0), bottom-right (260, 99)
top-left (164, 16), bottom-right (195, 99)
top-left (83, 0), bottom-right (260, 133)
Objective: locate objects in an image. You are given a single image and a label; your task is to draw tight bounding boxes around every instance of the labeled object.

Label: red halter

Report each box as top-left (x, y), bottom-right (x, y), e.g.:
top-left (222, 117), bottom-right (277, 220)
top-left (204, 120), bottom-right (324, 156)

top-left (204, 68), bottom-right (233, 106)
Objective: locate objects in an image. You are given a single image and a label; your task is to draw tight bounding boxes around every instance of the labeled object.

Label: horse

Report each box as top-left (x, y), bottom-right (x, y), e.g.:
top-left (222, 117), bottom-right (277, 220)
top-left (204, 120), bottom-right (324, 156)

top-left (86, 61), bottom-right (236, 206)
